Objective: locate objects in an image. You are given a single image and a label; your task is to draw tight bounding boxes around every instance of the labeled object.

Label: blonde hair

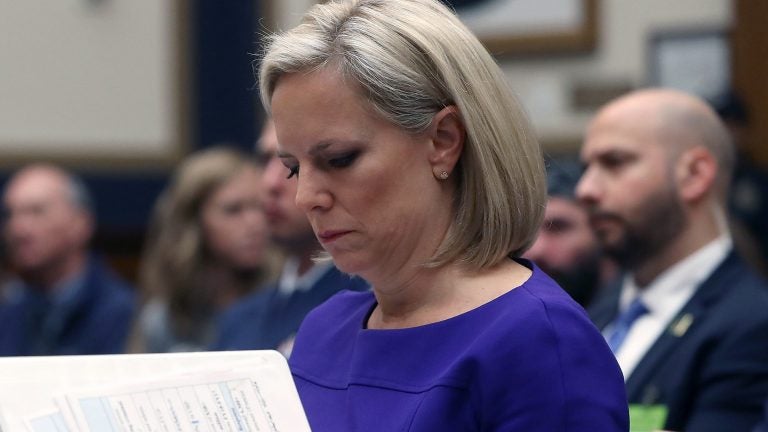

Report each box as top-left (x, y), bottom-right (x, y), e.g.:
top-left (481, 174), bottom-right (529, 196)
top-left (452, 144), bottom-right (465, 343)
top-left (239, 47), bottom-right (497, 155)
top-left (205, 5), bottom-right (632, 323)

top-left (139, 147), bottom-right (268, 340)
top-left (259, 0), bottom-right (545, 269)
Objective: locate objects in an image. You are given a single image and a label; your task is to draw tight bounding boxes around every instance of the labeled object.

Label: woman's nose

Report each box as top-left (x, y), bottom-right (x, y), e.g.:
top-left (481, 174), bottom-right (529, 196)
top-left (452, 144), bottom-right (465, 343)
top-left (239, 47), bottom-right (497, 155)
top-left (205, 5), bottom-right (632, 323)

top-left (294, 168), bottom-right (333, 214)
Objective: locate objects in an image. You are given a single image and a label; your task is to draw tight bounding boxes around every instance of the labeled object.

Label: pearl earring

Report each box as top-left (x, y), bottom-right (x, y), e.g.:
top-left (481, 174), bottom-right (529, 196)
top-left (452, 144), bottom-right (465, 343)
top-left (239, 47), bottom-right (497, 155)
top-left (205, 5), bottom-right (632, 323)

top-left (437, 170), bottom-right (449, 180)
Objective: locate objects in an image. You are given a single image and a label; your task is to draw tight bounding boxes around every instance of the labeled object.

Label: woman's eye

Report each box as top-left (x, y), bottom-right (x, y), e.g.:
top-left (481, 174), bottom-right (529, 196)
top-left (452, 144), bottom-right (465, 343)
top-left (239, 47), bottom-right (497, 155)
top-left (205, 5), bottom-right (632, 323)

top-left (328, 151), bottom-right (359, 169)
top-left (286, 165), bottom-right (299, 179)
top-left (222, 203), bottom-right (243, 216)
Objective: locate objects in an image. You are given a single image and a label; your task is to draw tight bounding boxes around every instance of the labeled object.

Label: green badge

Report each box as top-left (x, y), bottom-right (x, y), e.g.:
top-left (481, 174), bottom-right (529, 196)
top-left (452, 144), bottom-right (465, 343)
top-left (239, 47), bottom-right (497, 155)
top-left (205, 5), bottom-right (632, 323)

top-left (629, 404), bottom-right (668, 432)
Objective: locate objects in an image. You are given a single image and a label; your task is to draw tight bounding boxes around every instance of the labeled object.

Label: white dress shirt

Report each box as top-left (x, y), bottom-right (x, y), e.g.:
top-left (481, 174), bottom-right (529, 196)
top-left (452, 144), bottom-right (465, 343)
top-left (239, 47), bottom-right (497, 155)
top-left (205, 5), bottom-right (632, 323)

top-left (277, 257), bottom-right (334, 296)
top-left (609, 235), bottom-right (732, 380)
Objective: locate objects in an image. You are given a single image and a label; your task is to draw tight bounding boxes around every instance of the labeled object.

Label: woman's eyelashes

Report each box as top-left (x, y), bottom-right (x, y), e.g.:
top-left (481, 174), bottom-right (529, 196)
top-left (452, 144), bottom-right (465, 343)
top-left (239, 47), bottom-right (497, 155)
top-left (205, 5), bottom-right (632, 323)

top-left (284, 150), bottom-right (361, 179)
top-left (286, 150), bottom-right (360, 178)
top-left (286, 165), bottom-right (299, 179)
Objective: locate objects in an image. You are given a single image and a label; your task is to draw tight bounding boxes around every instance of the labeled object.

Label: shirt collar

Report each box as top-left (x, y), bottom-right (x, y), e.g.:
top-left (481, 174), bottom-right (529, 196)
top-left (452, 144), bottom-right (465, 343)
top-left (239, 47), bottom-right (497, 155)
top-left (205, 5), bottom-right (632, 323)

top-left (277, 257), bottom-right (334, 296)
top-left (620, 234), bottom-right (732, 316)
top-left (3, 267), bottom-right (87, 308)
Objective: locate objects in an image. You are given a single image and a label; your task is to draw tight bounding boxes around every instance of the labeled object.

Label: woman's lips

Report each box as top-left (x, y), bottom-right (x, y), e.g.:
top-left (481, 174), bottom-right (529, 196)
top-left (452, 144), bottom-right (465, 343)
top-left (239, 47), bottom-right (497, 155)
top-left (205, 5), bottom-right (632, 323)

top-left (317, 230), bottom-right (352, 243)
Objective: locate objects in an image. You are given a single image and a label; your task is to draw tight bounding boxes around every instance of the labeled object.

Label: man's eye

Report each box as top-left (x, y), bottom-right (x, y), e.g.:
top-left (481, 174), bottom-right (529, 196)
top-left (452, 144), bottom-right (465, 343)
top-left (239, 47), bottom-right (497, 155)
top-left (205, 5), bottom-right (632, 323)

top-left (286, 165), bottom-right (299, 179)
top-left (544, 219), bottom-right (573, 233)
top-left (599, 152), bottom-right (634, 170)
top-left (255, 152), bottom-right (273, 167)
top-left (328, 151), bottom-right (359, 169)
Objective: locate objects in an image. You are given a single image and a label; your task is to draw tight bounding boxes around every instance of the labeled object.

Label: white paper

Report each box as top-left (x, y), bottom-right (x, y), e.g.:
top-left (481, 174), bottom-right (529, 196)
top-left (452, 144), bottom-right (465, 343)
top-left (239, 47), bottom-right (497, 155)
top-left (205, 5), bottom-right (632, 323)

top-left (25, 411), bottom-right (71, 432)
top-left (0, 351), bottom-right (309, 432)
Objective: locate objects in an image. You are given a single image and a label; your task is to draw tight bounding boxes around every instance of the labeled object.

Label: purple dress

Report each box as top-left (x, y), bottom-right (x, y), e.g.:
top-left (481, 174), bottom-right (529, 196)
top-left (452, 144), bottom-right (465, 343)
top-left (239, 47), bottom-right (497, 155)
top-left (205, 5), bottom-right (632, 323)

top-left (289, 261), bottom-right (628, 431)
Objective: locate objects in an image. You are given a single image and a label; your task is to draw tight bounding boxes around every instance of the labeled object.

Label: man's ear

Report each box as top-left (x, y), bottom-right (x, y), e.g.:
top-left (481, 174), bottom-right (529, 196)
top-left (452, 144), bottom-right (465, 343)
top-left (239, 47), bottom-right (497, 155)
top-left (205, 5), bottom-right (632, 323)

top-left (675, 146), bottom-right (717, 203)
top-left (73, 209), bottom-right (95, 248)
top-left (428, 105), bottom-right (465, 177)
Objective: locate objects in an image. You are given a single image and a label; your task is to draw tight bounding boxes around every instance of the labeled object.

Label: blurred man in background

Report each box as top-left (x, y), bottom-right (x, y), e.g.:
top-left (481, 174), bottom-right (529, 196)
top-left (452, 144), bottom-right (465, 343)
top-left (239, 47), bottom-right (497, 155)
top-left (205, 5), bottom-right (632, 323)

top-left (0, 164), bottom-right (136, 356)
top-left (211, 119), bottom-right (368, 356)
top-left (524, 157), bottom-right (615, 307)
top-left (579, 89), bottom-right (768, 432)
top-left (712, 91), bottom-right (768, 275)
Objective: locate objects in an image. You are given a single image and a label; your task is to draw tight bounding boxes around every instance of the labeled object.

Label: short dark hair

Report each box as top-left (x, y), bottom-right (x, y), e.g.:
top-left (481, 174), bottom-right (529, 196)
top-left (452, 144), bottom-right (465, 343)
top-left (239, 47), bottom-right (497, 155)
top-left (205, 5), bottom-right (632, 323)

top-left (545, 157), bottom-right (582, 200)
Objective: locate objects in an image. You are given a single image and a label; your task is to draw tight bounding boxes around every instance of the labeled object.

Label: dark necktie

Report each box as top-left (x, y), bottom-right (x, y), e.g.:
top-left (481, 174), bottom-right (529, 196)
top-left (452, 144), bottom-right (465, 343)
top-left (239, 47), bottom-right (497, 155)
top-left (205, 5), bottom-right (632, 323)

top-left (607, 298), bottom-right (649, 353)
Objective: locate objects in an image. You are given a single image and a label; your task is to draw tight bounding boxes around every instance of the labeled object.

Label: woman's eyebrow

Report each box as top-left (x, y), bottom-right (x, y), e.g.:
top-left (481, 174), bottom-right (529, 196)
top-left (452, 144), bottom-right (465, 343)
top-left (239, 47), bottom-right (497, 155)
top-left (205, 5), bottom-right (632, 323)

top-left (281, 140), bottom-right (366, 159)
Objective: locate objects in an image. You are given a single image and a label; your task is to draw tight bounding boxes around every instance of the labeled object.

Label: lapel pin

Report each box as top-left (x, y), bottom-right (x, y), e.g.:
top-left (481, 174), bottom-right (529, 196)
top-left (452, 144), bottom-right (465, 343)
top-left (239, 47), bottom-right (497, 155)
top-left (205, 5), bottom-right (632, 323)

top-left (669, 313), bottom-right (694, 337)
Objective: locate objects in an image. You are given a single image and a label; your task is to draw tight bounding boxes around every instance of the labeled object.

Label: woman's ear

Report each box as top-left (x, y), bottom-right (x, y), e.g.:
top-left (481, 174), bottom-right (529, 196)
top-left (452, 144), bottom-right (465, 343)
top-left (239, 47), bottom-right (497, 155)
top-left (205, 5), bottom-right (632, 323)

top-left (675, 146), bottom-right (717, 203)
top-left (428, 105), bottom-right (465, 177)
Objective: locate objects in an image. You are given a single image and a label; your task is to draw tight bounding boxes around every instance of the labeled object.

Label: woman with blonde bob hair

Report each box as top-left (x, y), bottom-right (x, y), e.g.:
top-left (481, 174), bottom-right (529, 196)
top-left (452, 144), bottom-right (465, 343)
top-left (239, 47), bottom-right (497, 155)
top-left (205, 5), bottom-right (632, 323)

top-left (262, 0), bottom-right (627, 430)
top-left (131, 147), bottom-right (275, 353)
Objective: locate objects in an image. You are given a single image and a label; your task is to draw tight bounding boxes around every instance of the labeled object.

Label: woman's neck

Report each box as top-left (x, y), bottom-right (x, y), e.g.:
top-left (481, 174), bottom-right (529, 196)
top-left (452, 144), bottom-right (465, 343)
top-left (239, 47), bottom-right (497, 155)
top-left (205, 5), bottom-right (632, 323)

top-left (367, 258), bottom-right (531, 330)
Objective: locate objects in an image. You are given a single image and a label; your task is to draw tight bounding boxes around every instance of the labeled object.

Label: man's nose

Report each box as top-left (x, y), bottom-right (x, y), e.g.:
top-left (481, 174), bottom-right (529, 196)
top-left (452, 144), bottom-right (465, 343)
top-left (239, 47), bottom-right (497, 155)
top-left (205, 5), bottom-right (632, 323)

top-left (575, 167), bottom-right (601, 206)
top-left (263, 158), bottom-right (287, 191)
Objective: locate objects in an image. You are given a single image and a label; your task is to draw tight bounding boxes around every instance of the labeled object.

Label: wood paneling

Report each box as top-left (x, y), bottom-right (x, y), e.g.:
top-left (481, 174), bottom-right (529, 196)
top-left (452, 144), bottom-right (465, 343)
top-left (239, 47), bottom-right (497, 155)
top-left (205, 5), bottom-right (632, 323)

top-left (733, 0), bottom-right (768, 166)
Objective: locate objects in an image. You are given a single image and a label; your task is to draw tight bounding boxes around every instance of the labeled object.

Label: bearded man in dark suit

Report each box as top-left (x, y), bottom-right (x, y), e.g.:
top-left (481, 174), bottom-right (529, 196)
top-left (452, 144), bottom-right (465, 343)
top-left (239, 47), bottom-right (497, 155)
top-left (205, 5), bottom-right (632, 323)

top-left (578, 89), bottom-right (768, 432)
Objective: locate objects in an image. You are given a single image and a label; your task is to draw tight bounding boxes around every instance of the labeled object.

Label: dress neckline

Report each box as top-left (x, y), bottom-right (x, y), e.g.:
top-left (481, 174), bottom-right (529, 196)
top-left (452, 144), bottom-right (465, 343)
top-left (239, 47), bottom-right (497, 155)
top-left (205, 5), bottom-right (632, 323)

top-left (360, 259), bottom-right (537, 332)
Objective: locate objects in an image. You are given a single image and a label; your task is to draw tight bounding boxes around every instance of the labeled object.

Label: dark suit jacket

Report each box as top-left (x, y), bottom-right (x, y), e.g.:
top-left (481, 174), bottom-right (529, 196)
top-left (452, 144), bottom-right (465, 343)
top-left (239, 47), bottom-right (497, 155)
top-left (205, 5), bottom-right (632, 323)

top-left (590, 251), bottom-right (768, 432)
top-left (0, 256), bottom-right (136, 356)
top-left (755, 401), bottom-right (768, 432)
top-left (211, 266), bottom-right (369, 351)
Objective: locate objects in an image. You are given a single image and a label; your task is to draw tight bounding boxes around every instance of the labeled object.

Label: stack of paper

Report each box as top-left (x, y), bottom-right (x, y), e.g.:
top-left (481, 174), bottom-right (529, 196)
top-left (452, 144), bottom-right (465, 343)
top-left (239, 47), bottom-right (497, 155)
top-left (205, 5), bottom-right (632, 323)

top-left (0, 350), bottom-right (310, 432)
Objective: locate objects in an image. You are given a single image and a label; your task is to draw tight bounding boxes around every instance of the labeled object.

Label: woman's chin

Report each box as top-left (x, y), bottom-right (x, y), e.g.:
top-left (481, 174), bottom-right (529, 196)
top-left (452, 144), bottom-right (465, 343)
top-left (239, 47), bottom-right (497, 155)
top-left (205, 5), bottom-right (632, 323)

top-left (327, 254), bottom-right (367, 278)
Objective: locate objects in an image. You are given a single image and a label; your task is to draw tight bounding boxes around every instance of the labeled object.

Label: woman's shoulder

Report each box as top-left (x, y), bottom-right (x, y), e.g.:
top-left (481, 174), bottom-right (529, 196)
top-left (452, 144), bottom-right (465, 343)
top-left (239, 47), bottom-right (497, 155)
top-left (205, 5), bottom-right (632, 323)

top-left (482, 260), bottom-right (590, 327)
top-left (514, 261), bottom-right (592, 315)
top-left (473, 262), bottom-right (615, 371)
top-left (472, 263), bottom-right (627, 430)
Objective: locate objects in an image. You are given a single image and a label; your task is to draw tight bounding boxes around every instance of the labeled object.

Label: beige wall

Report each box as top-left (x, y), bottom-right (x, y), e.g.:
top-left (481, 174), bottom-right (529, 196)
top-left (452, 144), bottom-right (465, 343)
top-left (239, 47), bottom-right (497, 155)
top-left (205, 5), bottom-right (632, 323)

top-left (271, 0), bottom-right (732, 153)
top-left (0, 0), bottom-right (180, 162)
top-left (503, 0), bottom-right (731, 151)
top-left (1, 0), bottom-right (731, 162)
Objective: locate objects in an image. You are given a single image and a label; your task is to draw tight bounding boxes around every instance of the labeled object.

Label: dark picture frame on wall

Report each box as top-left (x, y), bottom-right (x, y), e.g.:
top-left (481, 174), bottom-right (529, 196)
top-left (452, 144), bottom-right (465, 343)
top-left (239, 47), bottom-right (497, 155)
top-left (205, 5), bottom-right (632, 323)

top-left (445, 0), bottom-right (598, 56)
top-left (648, 28), bottom-right (731, 102)
top-left (261, 0), bottom-right (598, 57)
